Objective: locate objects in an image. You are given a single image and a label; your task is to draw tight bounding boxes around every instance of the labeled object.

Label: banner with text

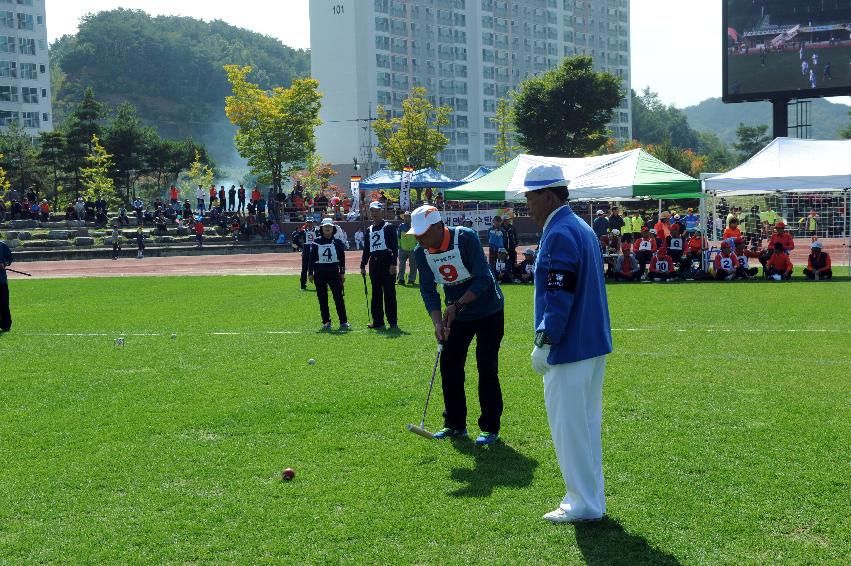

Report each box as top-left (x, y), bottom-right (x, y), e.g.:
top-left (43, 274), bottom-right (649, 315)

top-left (350, 177), bottom-right (361, 216)
top-left (442, 208), bottom-right (513, 232)
top-left (399, 168), bottom-right (413, 212)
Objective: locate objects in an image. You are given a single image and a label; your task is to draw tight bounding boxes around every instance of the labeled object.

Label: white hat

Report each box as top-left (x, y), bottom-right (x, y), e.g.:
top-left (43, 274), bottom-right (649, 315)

top-left (596, 209), bottom-right (605, 216)
top-left (407, 204), bottom-right (442, 235)
top-left (519, 164), bottom-right (568, 193)
top-left (369, 201), bottom-right (383, 210)
top-left (320, 218), bottom-right (335, 227)
top-left (811, 241), bottom-right (823, 249)
top-left (611, 229), bottom-right (620, 235)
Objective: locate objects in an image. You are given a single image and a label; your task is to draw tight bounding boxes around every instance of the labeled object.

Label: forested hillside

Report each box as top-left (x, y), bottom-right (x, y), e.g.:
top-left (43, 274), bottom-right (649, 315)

top-left (49, 9), bottom-right (310, 166)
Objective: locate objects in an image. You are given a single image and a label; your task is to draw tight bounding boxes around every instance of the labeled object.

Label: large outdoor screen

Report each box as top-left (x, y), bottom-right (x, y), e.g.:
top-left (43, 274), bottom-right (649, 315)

top-left (724, 0), bottom-right (851, 102)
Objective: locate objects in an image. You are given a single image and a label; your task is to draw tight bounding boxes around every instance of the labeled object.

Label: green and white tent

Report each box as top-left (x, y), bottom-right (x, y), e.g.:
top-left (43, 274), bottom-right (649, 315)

top-left (443, 149), bottom-right (701, 202)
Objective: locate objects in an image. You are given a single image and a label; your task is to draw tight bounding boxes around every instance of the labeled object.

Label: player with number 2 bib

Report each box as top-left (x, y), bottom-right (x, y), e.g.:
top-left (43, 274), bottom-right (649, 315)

top-left (408, 205), bottom-right (505, 446)
top-left (360, 201), bottom-right (399, 330)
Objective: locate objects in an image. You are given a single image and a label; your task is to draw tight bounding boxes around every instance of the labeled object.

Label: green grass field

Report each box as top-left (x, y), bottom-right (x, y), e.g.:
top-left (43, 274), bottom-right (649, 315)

top-left (727, 46), bottom-right (851, 95)
top-left (1, 276), bottom-right (849, 564)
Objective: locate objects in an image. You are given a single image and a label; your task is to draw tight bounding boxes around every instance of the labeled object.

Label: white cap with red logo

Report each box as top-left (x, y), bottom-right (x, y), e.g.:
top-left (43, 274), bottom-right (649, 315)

top-left (407, 204), bottom-right (443, 235)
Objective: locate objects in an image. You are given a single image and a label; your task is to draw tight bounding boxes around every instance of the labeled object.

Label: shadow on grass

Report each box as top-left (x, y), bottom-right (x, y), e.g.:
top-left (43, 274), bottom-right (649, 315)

top-left (448, 440), bottom-right (538, 498)
top-left (574, 517), bottom-right (682, 566)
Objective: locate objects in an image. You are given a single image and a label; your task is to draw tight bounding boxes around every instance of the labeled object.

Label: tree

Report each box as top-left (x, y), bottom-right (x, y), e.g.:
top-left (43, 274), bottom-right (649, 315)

top-left (492, 97), bottom-right (519, 165)
top-left (65, 87), bottom-right (106, 197)
top-left (697, 131), bottom-right (737, 173)
top-left (512, 56), bottom-right (623, 156)
top-left (224, 64), bottom-right (322, 190)
top-left (733, 123), bottom-right (770, 161)
top-left (372, 86), bottom-right (451, 170)
top-left (631, 88), bottom-right (701, 150)
top-left (178, 150), bottom-right (214, 199)
top-left (103, 102), bottom-right (154, 201)
top-left (0, 153), bottom-right (10, 197)
top-left (0, 122), bottom-right (42, 196)
top-left (293, 154), bottom-right (339, 197)
top-left (80, 134), bottom-right (119, 205)
top-left (38, 130), bottom-right (66, 205)
top-left (840, 110), bottom-right (851, 139)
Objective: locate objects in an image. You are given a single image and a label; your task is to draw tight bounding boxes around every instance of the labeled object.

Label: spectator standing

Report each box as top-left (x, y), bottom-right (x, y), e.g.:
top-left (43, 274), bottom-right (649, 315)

top-left (218, 186), bottom-right (227, 212)
top-left (487, 216), bottom-right (507, 267)
top-left (228, 185), bottom-right (237, 212)
top-left (169, 185), bottom-right (179, 206)
top-left (251, 187), bottom-right (262, 211)
top-left (309, 218), bottom-right (350, 331)
top-left (797, 209), bottom-right (819, 238)
top-left (0, 238), bottom-right (14, 331)
top-left (132, 197), bottom-right (144, 226)
top-left (135, 227), bottom-right (146, 259)
top-left (209, 185), bottom-right (218, 209)
top-left (804, 241), bottom-right (832, 280)
top-left (607, 207), bottom-right (625, 235)
top-left (237, 185), bottom-right (247, 213)
top-left (360, 202), bottom-right (399, 330)
top-left (111, 224), bottom-right (122, 259)
top-left (768, 222), bottom-right (795, 253)
top-left (74, 197), bottom-right (86, 224)
top-left (742, 206), bottom-right (762, 249)
top-left (397, 211), bottom-right (418, 285)
top-left (592, 210), bottom-right (609, 238)
top-left (503, 215), bottom-right (519, 268)
top-left (195, 185), bottom-right (206, 214)
top-left (683, 208), bottom-right (699, 232)
top-left (654, 212), bottom-right (672, 241)
top-left (300, 219), bottom-right (318, 290)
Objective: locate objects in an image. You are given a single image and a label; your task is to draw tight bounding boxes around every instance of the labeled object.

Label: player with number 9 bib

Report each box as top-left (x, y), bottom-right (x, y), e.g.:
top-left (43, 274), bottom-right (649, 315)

top-left (409, 205), bottom-right (506, 446)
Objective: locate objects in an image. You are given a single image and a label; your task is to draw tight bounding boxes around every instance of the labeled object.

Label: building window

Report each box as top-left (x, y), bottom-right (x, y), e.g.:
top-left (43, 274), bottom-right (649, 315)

top-left (17, 12), bottom-right (33, 31)
top-left (0, 85), bottom-right (17, 102)
top-left (18, 37), bottom-right (35, 55)
top-left (19, 62), bottom-right (35, 79)
top-left (0, 110), bottom-right (17, 126)
top-left (0, 59), bottom-right (16, 77)
top-left (36, 15), bottom-right (42, 25)
top-left (21, 86), bottom-right (36, 103)
top-left (42, 112), bottom-right (48, 123)
top-left (40, 87), bottom-right (45, 97)
top-left (39, 64), bottom-right (44, 73)
top-left (18, 0), bottom-right (35, 5)
top-left (37, 39), bottom-right (45, 50)
top-left (22, 111), bottom-right (39, 128)
top-left (0, 11), bottom-right (13, 28)
top-left (0, 35), bottom-right (12, 52)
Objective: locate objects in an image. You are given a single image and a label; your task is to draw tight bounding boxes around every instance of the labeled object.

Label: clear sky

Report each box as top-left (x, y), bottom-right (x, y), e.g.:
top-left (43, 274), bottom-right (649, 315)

top-left (45, 0), bottom-right (848, 108)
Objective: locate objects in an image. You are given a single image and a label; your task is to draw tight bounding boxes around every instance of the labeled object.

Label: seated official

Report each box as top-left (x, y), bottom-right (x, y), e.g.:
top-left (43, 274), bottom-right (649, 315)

top-left (733, 238), bottom-right (760, 279)
top-left (648, 247), bottom-right (675, 281)
top-left (515, 248), bottom-right (536, 283)
top-left (713, 242), bottom-right (738, 280)
top-left (764, 242), bottom-right (793, 280)
top-left (613, 243), bottom-right (639, 282)
top-left (632, 226), bottom-right (657, 275)
top-left (803, 241), bottom-right (832, 280)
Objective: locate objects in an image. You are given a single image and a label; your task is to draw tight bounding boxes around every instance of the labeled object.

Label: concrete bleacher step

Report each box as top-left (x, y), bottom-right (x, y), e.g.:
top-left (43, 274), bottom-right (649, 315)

top-left (11, 242), bottom-right (291, 262)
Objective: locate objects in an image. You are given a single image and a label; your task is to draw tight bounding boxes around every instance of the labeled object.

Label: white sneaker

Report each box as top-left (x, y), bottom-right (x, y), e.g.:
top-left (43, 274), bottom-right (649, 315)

top-left (542, 507), bottom-right (602, 524)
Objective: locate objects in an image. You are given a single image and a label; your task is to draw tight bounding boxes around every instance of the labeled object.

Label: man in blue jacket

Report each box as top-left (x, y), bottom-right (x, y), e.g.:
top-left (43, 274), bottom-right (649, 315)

top-left (522, 164), bottom-right (613, 523)
top-left (0, 239), bottom-right (14, 331)
top-left (409, 204), bottom-right (505, 446)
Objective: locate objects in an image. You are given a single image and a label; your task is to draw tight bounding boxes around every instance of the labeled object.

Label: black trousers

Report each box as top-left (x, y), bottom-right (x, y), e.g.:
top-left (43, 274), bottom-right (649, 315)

top-left (370, 261), bottom-right (397, 326)
top-left (0, 282), bottom-right (10, 331)
top-left (315, 271), bottom-right (347, 324)
top-left (238, 198), bottom-right (246, 213)
top-left (636, 250), bottom-right (652, 274)
top-left (300, 251), bottom-right (310, 289)
top-left (440, 309), bottom-right (504, 434)
top-left (804, 268), bottom-right (832, 280)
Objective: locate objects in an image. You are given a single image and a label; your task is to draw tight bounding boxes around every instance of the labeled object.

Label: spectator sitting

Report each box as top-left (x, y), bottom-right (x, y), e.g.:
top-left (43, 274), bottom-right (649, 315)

top-left (354, 228), bottom-right (365, 250)
top-left (632, 226), bottom-right (657, 276)
top-left (118, 206), bottom-right (130, 226)
top-left (685, 228), bottom-right (706, 265)
top-left (155, 215), bottom-right (168, 235)
top-left (64, 202), bottom-right (75, 220)
top-left (230, 217), bottom-right (241, 242)
top-left (648, 247), bottom-right (675, 282)
top-left (803, 241), bottom-right (832, 280)
top-left (271, 223), bottom-right (280, 241)
top-left (665, 223), bottom-right (686, 271)
top-left (182, 200), bottom-right (192, 219)
top-left (592, 209), bottom-right (609, 238)
top-left (515, 248), bottom-right (536, 283)
top-left (733, 238), bottom-right (760, 279)
top-left (492, 248), bottom-right (514, 284)
top-left (764, 242), bottom-right (793, 280)
top-left (613, 243), bottom-right (640, 282)
top-left (713, 241), bottom-right (738, 281)
top-left (487, 215), bottom-right (507, 267)
top-left (39, 199), bottom-right (50, 222)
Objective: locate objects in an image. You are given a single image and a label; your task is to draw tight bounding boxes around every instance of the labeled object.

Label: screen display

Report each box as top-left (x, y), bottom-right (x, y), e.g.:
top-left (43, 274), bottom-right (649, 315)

top-left (724, 1), bottom-right (851, 102)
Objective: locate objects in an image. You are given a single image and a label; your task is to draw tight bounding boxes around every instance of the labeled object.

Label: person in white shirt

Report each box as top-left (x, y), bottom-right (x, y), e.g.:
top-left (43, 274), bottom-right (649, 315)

top-left (354, 228), bottom-right (365, 250)
top-left (195, 185), bottom-right (206, 214)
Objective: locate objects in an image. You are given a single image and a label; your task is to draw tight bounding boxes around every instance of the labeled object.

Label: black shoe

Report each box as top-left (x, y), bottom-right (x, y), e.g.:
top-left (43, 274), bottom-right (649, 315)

top-left (367, 323), bottom-right (386, 330)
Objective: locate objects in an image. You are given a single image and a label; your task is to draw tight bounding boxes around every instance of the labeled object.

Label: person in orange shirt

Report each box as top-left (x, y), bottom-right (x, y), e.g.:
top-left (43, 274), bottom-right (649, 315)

top-left (764, 242), bottom-right (792, 280)
top-left (768, 222), bottom-right (794, 252)
top-left (38, 199), bottom-right (50, 221)
top-left (169, 185), bottom-right (179, 205)
top-left (209, 185), bottom-right (217, 205)
top-left (648, 247), bottom-right (675, 282)
top-left (251, 187), bottom-right (262, 206)
top-left (722, 217), bottom-right (742, 242)
top-left (713, 242), bottom-right (738, 280)
top-left (803, 241), bottom-right (832, 280)
top-left (632, 226), bottom-right (657, 276)
top-left (653, 212), bottom-right (672, 241)
top-left (194, 219), bottom-right (205, 248)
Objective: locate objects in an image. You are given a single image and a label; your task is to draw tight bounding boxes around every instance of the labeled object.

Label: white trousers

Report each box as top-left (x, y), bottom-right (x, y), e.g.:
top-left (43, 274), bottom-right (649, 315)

top-left (543, 355), bottom-right (606, 518)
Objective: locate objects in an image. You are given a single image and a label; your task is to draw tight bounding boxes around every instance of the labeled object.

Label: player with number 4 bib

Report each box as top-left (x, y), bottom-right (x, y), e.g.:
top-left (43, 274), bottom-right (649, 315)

top-left (409, 205), bottom-right (505, 446)
top-left (309, 218), bottom-right (350, 331)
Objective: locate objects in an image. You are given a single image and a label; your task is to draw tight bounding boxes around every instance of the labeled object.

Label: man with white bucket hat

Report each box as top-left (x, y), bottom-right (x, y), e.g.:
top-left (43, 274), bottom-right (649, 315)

top-left (521, 164), bottom-right (613, 523)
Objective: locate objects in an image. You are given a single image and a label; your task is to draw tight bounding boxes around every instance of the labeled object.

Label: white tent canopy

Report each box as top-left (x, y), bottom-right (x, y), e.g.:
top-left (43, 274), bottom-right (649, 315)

top-left (704, 138), bottom-right (851, 196)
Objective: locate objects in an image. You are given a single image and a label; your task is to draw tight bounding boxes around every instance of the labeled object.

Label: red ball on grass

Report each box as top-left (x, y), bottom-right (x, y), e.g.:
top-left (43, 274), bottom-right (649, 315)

top-left (282, 468), bottom-right (295, 481)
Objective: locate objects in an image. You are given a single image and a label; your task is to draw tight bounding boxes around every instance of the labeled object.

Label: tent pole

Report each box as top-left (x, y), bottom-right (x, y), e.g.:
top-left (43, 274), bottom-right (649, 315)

top-left (846, 188), bottom-right (850, 279)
